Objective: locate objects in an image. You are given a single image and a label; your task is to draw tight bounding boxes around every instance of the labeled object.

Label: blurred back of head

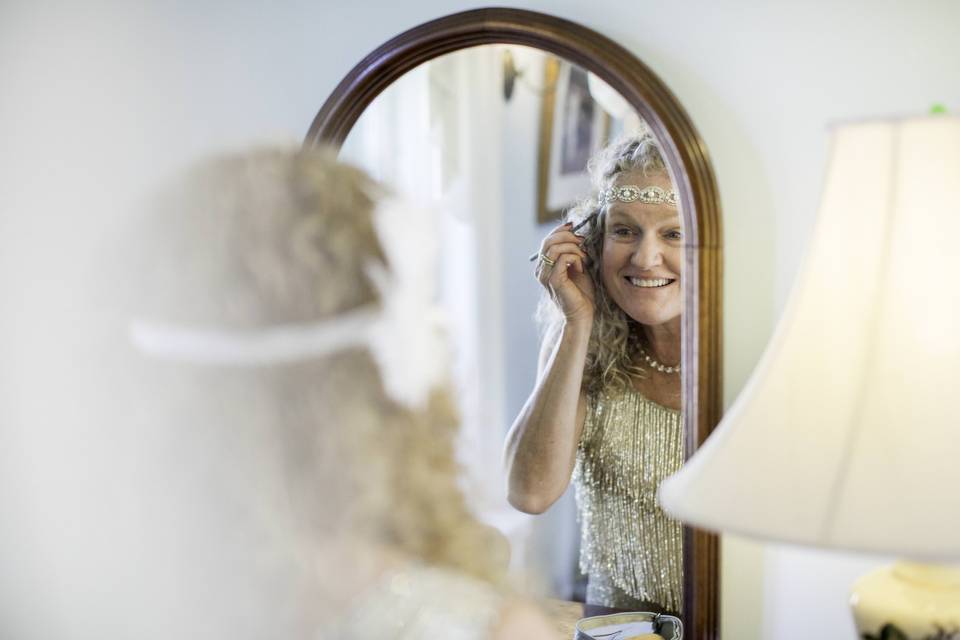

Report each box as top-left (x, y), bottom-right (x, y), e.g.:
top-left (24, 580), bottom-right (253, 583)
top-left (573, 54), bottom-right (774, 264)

top-left (73, 148), bottom-right (505, 639)
top-left (136, 149), bottom-right (384, 327)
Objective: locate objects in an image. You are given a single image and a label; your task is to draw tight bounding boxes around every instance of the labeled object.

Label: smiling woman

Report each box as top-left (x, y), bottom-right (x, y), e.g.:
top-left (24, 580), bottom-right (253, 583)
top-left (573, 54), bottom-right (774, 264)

top-left (505, 134), bottom-right (686, 612)
top-left (602, 175), bottom-right (684, 346)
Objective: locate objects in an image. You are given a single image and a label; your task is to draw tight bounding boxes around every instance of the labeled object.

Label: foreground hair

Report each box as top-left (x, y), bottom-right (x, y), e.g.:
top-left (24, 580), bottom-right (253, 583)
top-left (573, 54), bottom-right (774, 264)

top-left (129, 149), bottom-right (506, 589)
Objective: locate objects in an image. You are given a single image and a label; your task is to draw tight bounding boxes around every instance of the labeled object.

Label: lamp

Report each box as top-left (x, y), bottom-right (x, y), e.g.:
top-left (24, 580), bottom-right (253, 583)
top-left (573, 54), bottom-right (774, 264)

top-left (660, 115), bottom-right (960, 638)
top-left (500, 48), bottom-right (557, 101)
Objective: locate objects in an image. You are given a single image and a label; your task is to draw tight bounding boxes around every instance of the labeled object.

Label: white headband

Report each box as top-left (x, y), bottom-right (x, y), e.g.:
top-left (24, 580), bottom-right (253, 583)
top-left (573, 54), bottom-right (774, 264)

top-left (129, 307), bottom-right (378, 366)
top-left (128, 196), bottom-right (448, 410)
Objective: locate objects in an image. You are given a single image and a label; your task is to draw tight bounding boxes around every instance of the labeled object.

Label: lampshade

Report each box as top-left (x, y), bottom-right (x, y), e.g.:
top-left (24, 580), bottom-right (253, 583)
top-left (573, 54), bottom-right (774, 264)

top-left (660, 115), bottom-right (960, 559)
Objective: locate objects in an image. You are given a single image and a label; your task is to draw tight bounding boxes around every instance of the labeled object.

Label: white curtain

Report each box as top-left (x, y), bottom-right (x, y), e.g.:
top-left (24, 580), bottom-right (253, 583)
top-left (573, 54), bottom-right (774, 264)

top-left (339, 47), bottom-right (536, 574)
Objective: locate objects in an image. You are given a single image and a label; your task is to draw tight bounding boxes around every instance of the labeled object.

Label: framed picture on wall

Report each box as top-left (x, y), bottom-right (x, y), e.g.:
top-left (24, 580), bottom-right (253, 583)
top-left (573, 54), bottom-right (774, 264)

top-left (536, 56), bottom-right (612, 224)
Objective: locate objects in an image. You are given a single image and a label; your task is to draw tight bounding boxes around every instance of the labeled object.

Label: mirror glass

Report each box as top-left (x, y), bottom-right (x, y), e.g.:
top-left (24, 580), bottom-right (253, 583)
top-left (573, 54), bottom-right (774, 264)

top-left (339, 44), bottom-right (685, 609)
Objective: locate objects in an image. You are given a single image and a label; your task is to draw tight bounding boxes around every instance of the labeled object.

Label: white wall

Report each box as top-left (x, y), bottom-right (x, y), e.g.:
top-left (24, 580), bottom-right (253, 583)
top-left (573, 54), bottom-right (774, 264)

top-left (4, 1), bottom-right (960, 638)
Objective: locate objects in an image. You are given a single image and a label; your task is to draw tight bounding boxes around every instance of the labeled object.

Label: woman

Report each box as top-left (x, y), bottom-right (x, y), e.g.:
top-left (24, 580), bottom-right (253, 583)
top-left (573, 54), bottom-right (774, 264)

top-left (504, 134), bottom-right (684, 612)
top-left (121, 149), bottom-right (557, 639)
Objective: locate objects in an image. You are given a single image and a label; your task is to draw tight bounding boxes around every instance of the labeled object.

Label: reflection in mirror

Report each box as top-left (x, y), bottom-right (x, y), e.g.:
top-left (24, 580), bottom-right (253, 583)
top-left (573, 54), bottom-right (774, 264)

top-left (338, 45), bottom-right (684, 612)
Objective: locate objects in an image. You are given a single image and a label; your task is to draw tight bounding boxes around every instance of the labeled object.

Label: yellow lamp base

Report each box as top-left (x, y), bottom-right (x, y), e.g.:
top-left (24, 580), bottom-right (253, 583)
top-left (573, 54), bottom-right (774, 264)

top-left (850, 561), bottom-right (960, 639)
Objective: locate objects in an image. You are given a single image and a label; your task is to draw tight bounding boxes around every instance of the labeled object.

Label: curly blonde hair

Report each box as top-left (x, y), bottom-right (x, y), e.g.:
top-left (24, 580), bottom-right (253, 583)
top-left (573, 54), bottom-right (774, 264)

top-left (538, 134), bottom-right (674, 397)
top-left (130, 148), bottom-right (505, 586)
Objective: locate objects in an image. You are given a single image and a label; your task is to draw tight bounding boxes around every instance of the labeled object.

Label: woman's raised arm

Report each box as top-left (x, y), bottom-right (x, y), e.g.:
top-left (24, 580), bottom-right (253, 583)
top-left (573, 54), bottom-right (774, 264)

top-left (503, 223), bottom-right (595, 514)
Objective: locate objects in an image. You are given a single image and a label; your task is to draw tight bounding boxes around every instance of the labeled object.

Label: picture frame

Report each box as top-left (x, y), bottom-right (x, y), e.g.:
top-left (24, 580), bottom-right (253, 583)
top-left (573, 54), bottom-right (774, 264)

top-left (536, 56), bottom-right (612, 224)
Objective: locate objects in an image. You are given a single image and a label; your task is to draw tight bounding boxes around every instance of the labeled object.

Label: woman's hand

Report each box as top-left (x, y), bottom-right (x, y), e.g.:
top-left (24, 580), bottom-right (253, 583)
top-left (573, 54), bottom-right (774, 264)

top-left (535, 222), bottom-right (596, 325)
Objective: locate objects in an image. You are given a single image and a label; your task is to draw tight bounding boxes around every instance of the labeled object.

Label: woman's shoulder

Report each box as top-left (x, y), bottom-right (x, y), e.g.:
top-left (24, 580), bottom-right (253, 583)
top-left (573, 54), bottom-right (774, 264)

top-left (327, 563), bottom-right (506, 639)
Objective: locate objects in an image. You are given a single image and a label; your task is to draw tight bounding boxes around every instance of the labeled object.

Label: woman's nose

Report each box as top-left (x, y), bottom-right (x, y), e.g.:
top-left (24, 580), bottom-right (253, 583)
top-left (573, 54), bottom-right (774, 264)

top-left (630, 237), bottom-right (663, 270)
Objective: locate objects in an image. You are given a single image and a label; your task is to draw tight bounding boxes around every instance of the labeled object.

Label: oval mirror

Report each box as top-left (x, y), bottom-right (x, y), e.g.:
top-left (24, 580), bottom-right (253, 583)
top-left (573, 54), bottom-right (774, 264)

top-left (304, 8), bottom-right (722, 640)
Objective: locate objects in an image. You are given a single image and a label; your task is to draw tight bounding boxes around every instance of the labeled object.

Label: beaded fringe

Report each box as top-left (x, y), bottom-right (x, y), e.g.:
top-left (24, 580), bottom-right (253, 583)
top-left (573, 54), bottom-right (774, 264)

top-left (573, 387), bottom-right (684, 612)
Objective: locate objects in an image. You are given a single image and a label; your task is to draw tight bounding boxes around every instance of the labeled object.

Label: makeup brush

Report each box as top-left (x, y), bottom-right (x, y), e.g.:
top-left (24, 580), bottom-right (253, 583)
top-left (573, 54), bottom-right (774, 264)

top-left (528, 212), bottom-right (597, 262)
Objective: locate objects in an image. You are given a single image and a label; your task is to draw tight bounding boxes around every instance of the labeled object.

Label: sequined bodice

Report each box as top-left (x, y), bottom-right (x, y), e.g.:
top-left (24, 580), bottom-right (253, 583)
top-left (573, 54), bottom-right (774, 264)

top-left (573, 385), bottom-right (684, 612)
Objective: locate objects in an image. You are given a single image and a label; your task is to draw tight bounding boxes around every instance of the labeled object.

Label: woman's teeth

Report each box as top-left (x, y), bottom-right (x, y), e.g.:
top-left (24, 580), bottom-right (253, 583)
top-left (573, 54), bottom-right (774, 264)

top-left (628, 277), bottom-right (672, 288)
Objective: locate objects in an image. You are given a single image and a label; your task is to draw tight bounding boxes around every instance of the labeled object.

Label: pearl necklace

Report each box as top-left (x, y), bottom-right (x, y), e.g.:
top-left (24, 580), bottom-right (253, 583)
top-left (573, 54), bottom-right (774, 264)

top-left (639, 346), bottom-right (681, 374)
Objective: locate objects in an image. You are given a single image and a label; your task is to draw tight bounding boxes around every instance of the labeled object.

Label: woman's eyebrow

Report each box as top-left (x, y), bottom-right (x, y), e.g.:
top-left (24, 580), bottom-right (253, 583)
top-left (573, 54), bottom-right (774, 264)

top-left (606, 211), bottom-right (636, 224)
top-left (607, 210), bottom-right (682, 225)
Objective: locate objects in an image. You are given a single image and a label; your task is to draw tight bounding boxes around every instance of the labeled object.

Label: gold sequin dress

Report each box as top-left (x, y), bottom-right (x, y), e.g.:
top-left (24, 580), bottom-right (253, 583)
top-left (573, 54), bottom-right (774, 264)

top-left (573, 385), bottom-right (684, 612)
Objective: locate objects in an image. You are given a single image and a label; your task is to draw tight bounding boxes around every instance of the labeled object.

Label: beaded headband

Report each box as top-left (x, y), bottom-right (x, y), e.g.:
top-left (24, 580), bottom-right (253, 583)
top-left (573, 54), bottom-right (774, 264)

top-left (600, 185), bottom-right (679, 207)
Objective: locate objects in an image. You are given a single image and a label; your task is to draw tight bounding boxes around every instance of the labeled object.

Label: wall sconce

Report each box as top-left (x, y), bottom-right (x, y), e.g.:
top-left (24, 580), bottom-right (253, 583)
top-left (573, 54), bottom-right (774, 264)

top-left (502, 49), bottom-right (520, 101)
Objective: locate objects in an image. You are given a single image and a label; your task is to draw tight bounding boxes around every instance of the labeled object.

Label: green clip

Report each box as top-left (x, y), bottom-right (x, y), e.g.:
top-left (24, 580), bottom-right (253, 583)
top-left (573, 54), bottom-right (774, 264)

top-left (930, 103), bottom-right (948, 114)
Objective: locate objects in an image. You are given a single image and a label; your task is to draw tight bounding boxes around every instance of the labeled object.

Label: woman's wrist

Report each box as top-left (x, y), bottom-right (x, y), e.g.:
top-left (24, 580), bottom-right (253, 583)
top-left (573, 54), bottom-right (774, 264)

top-left (562, 314), bottom-right (593, 340)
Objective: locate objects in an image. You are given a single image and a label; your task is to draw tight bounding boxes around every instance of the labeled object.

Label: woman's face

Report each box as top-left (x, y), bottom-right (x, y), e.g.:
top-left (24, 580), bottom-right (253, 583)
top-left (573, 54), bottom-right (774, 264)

top-left (600, 170), bottom-right (683, 329)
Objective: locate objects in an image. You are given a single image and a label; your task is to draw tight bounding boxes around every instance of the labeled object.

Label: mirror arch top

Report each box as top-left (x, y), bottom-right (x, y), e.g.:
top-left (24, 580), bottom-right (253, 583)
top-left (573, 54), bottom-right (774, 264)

top-left (305, 8), bottom-right (719, 249)
top-left (304, 8), bottom-right (722, 639)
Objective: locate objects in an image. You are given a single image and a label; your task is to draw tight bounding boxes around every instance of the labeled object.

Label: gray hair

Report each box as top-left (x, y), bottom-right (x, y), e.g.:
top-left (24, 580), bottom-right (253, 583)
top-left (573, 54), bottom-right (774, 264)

top-left (589, 133), bottom-right (669, 188)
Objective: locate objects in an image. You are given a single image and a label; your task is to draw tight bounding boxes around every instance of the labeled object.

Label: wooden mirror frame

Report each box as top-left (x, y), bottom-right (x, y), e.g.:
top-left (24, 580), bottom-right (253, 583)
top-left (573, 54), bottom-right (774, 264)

top-left (304, 8), bottom-right (723, 639)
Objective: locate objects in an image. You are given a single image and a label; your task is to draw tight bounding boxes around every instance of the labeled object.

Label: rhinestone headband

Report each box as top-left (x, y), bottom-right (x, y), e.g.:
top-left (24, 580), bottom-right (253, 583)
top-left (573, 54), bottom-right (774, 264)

top-left (600, 185), bottom-right (679, 207)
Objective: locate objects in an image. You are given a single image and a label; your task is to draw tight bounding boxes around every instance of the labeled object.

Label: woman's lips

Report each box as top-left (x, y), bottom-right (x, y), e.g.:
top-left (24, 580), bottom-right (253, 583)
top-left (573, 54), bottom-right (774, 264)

top-left (625, 276), bottom-right (675, 288)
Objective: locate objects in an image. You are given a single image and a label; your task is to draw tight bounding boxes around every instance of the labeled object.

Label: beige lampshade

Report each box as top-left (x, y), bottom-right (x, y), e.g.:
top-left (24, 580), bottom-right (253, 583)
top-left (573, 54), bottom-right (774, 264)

top-left (660, 115), bottom-right (960, 559)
